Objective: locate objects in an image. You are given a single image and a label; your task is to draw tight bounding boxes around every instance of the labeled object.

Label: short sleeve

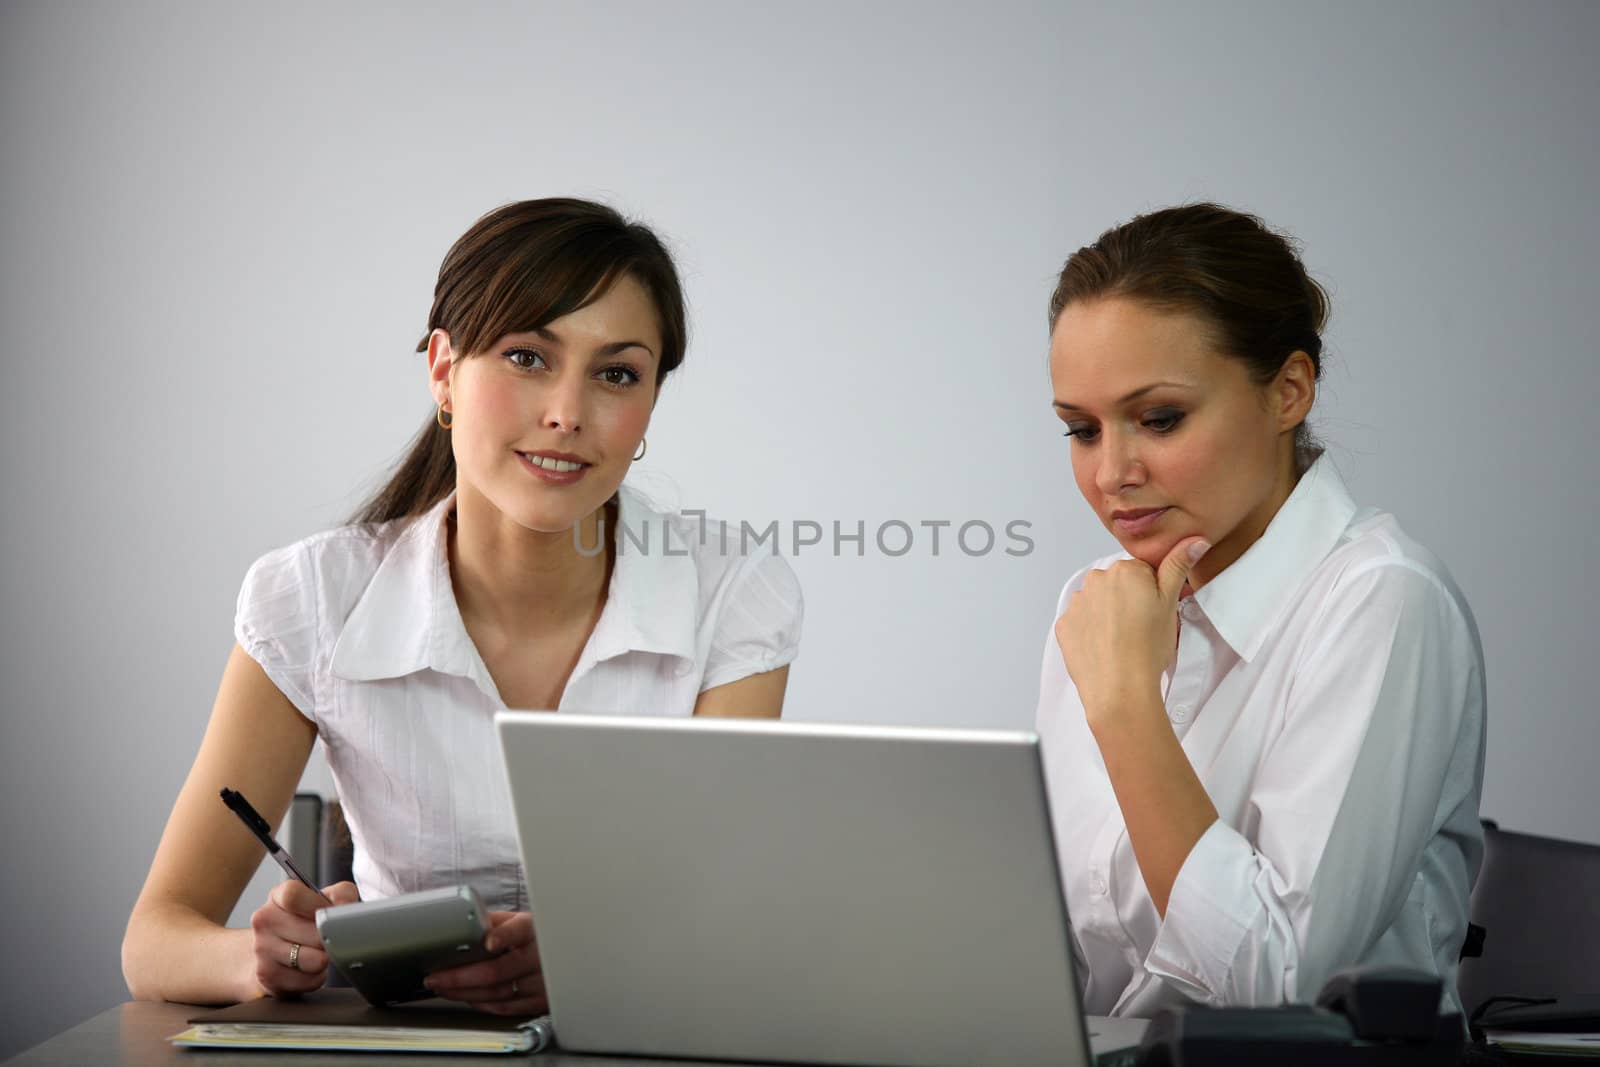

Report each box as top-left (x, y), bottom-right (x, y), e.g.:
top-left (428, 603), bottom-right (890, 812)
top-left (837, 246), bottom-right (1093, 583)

top-left (234, 543), bottom-right (321, 721)
top-left (700, 552), bottom-right (804, 692)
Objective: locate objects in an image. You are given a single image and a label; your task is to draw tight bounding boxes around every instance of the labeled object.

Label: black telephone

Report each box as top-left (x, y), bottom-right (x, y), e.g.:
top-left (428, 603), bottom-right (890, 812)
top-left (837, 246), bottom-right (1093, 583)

top-left (1131, 966), bottom-right (1464, 1066)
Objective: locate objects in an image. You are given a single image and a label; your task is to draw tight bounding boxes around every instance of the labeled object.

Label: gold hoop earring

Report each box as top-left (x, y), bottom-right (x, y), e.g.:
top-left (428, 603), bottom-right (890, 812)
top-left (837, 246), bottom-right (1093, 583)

top-left (633, 437), bottom-right (648, 462)
top-left (436, 403), bottom-right (453, 430)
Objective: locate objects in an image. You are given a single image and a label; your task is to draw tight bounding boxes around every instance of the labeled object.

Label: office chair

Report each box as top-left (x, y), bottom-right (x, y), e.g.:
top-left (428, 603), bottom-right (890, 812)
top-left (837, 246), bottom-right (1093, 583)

top-left (1456, 819), bottom-right (1600, 1015)
top-left (284, 792), bottom-right (356, 890)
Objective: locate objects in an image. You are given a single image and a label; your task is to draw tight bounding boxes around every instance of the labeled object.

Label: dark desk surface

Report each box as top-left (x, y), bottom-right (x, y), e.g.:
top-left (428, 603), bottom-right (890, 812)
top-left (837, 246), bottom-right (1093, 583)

top-left (7, 1001), bottom-right (1510, 1067)
top-left (3, 1001), bottom-right (771, 1067)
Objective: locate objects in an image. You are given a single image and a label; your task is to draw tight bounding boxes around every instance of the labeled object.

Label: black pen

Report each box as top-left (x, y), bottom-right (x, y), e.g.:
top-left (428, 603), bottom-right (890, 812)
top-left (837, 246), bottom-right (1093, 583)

top-left (220, 787), bottom-right (333, 905)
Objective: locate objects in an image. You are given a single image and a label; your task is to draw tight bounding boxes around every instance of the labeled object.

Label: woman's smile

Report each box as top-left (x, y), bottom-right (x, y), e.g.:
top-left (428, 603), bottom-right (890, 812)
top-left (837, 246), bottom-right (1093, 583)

top-left (517, 449), bottom-right (593, 486)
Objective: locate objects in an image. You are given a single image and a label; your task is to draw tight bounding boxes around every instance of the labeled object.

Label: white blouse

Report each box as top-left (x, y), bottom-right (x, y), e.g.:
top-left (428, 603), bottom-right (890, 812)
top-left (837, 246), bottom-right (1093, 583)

top-left (1036, 457), bottom-right (1486, 1017)
top-left (235, 486), bottom-right (803, 912)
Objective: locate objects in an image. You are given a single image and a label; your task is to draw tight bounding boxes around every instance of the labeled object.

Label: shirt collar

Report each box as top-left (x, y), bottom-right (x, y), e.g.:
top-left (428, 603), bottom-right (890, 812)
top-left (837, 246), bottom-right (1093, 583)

top-left (579, 485), bottom-right (699, 668)
top-left (1190, 455), bottom-right (1358, 662)
top-left (330, 493), bottom-right (472, 683)
top-left (329, 485), bottom-right (698, 685)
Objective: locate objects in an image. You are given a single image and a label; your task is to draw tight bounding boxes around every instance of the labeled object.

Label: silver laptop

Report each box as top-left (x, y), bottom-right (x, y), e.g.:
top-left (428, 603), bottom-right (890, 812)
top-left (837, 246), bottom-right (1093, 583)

top-left (495, 712), bottom-right (1147, 1067)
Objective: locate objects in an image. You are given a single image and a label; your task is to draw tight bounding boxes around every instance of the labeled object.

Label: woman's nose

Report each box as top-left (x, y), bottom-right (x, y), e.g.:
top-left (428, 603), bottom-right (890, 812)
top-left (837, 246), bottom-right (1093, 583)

top-left (1095, 431), bottom-right (1146, 495)
top-left (542, 374), bottom-right (584, 433)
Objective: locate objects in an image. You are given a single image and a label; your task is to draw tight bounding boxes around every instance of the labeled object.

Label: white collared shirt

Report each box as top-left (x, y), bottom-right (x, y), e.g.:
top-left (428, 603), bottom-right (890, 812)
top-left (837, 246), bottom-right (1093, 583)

top-left (1036, 457), bottom-right (1486, 1016)
top-left (235, 486), bottom-right (803, 911)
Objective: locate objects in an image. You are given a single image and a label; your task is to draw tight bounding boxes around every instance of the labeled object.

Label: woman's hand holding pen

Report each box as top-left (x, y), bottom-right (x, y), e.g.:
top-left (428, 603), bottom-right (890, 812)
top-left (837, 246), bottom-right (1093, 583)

top-left (425, 911), bottom-right (546, 1016)
top-left (1054, 536), bottom-right (1209, 733)
top-left (249, 879), bottom-right (361, 997)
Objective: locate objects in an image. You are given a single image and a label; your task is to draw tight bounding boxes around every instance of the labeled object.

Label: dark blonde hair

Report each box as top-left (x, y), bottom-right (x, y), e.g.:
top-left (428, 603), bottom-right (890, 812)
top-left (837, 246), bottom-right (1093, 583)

top-left (353, 198), bottom-right (687, 525)
top-left (1050, 202), bottom-right (1328, 464)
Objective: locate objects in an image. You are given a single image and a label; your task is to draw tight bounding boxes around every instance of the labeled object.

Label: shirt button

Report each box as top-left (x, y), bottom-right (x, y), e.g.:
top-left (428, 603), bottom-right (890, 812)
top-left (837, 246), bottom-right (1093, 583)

top-left (1180, 599), bottom-right (1200, 621)
top-left (1171, 704), bottom-right (1191, 722)
top-left (674, 661), bottom-right (694, 678)
top-left (1091, 873), bottom-right (1108, 895)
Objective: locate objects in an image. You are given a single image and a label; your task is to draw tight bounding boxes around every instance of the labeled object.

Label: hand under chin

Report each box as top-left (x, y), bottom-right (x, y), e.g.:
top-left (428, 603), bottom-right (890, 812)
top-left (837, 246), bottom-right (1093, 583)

top-left (1122, 538), bottom-right (1184, 572)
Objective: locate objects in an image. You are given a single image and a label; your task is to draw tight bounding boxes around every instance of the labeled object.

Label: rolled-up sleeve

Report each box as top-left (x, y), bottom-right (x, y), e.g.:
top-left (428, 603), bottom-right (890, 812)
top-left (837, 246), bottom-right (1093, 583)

top-left (1144, 559), bottom-right (1484, 1005)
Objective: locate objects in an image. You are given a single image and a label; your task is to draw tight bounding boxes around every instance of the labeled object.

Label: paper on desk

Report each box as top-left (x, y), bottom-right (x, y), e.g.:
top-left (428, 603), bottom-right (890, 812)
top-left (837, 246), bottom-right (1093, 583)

top-left (170, 1016), bottom-right (553, 1055)
top-left (1486, 1030), bottom-right (1600, 1057)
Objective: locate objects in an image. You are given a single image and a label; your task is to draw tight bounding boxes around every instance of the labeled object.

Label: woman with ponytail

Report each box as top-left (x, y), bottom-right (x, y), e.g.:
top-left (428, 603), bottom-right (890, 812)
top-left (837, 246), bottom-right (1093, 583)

top-left (123, 199), bottom-right (802, 1013)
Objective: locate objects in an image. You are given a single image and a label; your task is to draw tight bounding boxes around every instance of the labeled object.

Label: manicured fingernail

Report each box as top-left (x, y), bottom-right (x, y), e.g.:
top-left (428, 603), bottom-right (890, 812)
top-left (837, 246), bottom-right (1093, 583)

top-left (1188, 541), bottom-right (1210, 562)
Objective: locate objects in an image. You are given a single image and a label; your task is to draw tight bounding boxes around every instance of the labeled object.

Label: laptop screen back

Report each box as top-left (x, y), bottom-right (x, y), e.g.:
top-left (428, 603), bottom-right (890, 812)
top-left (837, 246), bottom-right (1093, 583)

top-left (495, 712), bottom-right (1094, 1067)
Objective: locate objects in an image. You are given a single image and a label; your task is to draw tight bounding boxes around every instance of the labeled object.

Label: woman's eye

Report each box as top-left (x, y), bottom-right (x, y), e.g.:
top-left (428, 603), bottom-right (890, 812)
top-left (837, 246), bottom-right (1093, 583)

top-left (597, 366), bottom-right (641, 387)
top-left (504, 347), bottom-right (547, 371)
top-left (1143, 409), bottom-right (1185, 433)
top-left (1063, 424), bottom-right (1100, 443)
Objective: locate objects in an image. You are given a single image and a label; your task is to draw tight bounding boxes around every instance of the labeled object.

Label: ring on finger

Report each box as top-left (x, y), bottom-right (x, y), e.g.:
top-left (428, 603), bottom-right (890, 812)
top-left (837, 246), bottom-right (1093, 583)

top-left (288, 942), bottom-right (301, 971)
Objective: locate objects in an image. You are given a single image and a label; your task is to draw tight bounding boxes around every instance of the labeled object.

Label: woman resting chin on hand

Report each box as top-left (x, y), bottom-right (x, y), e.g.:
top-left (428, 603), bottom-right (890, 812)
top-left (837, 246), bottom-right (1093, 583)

top-left (121, 199), bottom-right (803, 1010)
top-left (1038, 203), bottom-right (1485, 1019)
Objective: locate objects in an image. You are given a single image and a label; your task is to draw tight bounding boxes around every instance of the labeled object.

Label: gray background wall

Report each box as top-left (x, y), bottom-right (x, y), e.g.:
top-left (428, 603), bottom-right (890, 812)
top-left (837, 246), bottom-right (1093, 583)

top-left (2, 0), bottom-right (1595, 1057)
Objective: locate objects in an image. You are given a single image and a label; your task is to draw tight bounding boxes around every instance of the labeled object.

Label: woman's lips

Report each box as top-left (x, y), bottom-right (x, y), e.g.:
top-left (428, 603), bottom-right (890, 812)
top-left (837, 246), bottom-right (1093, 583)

top-left (1111, 507), bottom-right (1171, 537)
top-left (516, 451), bottom-right (590, 486)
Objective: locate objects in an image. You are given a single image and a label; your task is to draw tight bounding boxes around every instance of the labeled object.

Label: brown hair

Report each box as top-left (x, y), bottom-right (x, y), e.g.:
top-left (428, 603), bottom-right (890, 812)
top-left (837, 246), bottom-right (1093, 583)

top-left (1048, 202), bottom-right (1329, 465)
top-left (352, 198), bottom-right (688, 525)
